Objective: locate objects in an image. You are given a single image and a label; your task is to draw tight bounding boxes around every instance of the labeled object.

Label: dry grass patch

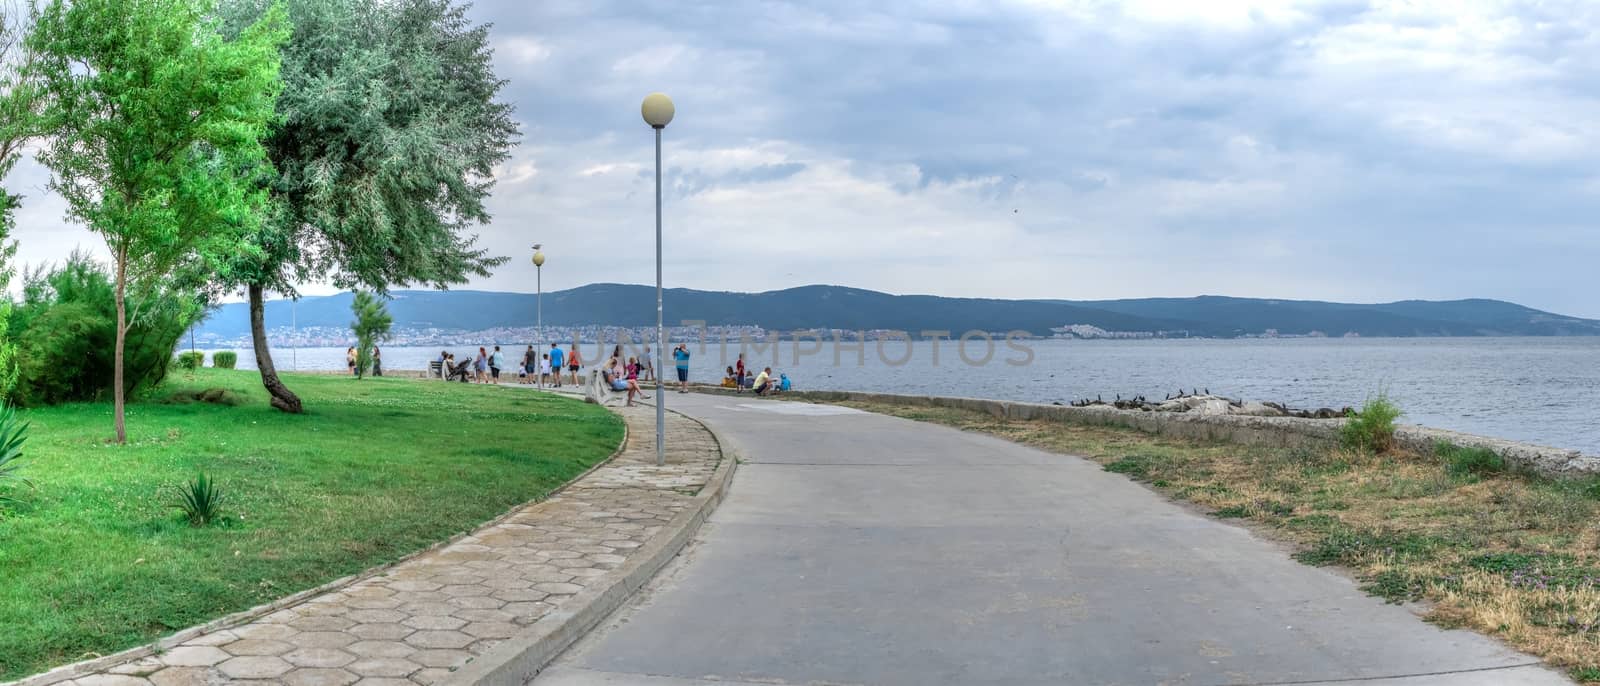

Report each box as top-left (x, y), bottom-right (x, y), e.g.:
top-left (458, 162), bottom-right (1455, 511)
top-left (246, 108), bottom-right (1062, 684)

top-left (839, 400), bottom-right (1600, 681)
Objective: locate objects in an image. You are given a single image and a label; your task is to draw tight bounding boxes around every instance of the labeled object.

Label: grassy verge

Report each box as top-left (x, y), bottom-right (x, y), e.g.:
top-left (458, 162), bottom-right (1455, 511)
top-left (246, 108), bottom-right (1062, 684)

top-left (0, 369), bottom-right (622, 681)
top-left (839, 400), bottom-right (1600, 681)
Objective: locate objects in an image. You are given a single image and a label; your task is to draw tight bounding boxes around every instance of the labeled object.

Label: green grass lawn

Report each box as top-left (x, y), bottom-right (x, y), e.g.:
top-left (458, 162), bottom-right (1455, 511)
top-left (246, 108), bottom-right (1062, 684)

top-left (0, 369), bottom-right (623, 680)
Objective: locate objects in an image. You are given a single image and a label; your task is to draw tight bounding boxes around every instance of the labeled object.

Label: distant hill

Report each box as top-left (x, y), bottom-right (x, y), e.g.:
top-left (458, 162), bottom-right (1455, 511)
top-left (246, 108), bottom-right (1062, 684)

top-left (193, 284), bottom-right (1600, 339)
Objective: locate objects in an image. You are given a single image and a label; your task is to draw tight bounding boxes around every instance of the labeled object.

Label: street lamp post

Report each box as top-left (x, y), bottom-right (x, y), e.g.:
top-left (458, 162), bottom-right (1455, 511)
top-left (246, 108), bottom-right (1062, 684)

top-left (533, 245), bottom-right (545, 389)
top-left (642, 92), bottom-right (674, 467)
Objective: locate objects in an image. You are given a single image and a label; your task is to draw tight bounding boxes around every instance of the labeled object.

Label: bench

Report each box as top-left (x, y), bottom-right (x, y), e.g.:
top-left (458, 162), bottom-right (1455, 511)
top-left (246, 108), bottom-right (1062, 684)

top-left (428, 360), bottom-right (443, 379)
top-left (584, 369), bottom-right (635, 406)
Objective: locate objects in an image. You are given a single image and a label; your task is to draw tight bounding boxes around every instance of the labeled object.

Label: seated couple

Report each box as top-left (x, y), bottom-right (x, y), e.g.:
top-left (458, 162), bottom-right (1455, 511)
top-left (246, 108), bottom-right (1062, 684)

top-left (603, 355), bottom-right (650, 407)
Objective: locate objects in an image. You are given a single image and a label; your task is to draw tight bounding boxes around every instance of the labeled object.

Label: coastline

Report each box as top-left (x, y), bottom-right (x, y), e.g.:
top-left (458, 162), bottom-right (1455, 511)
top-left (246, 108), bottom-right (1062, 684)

top-left (691, 385), bottom-right (1600, 479)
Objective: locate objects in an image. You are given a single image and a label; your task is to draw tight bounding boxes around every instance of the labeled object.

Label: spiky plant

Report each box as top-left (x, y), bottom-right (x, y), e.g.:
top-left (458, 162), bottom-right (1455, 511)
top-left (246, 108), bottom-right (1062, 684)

top-left (0, 402), bottom-right (31, 504)
top-left (173, 472), bottom-right (224, 527)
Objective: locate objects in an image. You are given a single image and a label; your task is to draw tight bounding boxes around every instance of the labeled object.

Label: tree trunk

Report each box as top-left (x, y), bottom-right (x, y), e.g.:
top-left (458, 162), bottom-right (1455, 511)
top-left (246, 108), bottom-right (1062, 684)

top-left (113, 252), bottom-right (127, 444)
top-left (250, 283), bottom-right (303, 413)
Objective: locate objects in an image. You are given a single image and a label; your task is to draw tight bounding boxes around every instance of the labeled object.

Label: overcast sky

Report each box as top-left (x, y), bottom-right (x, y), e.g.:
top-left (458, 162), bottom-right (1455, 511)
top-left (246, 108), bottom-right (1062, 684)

top-left (7, 0), bottom-right (1600, 317)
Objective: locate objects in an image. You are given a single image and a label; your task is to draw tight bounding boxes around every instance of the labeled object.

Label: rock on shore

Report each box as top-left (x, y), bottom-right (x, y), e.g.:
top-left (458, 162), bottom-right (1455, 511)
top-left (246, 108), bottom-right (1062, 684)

top-left (1068, 392), bottom-right (1349, 419)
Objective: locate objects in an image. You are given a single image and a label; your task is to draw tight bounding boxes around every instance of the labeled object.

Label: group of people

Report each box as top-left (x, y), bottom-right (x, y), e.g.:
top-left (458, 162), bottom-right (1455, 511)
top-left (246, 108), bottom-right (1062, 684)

top-left (600, 343), bottom-right (691, 406)
top-left (435, 343), bottom-right (584, 385)
top-left (345, 346), bottom-right (382, 376)
top-left (721, 353), bottom-right (789, 395)
top-left (516, 343), bottom-right (583, 387)
top-left (424, 343), bottom-right (790, 399)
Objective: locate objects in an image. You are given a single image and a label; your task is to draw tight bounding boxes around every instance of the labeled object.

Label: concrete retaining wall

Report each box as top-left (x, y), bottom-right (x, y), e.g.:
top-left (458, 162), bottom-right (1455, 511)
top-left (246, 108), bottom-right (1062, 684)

top-left (718, 387), bottom-right (1600, 479)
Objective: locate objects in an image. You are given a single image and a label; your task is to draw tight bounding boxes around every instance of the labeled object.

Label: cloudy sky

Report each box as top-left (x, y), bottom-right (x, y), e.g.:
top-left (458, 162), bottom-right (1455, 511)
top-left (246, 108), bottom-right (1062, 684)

top-left (8, 0), bottom-right (1600, 317)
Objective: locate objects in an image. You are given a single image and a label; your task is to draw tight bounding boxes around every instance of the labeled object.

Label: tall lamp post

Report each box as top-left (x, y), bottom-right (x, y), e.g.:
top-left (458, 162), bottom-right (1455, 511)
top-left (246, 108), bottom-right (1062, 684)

top-left (532, 245), bottom-right (545, 388)
top-left (642, 92), bottom-right (673, 467)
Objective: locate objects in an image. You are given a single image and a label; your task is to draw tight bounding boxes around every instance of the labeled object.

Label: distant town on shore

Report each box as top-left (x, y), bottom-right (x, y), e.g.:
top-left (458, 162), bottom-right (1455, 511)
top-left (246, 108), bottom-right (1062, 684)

top-left (187, 283), bottom-right (1600, 348)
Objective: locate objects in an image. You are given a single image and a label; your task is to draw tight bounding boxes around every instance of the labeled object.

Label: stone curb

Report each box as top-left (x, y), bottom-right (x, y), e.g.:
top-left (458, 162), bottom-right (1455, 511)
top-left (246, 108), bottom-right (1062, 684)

top-left (442, 409), bottom-right (739, 686)
top-left (4, 408), bottom-right (632, 686)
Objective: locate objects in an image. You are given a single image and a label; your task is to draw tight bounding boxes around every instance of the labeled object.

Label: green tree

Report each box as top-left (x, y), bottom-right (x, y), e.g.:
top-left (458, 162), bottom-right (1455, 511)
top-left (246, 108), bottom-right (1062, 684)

top-left (220, 0), bottom-right (515, 411)
top-left (27, 0), bottom-right (288, 442)
top-left (349, 291), bottom-right (390, 379)
top-left (0, 3), bottom-right (41, 400)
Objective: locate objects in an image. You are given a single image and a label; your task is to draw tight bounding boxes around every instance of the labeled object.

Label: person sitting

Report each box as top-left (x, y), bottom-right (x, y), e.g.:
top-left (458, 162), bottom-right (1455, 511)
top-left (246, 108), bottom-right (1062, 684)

top-left (752, 367), bottom-right (774, 395)
top-left (721, 365), bottom-right (738, 388)
top-left (604, 357), bottom-right (641, 406)
top-left (624, 356), bottom-right (649, 404)
top-left (447, 355), bottom-right (472, 382)
top-left (779, 373), bottom-right (791, 392)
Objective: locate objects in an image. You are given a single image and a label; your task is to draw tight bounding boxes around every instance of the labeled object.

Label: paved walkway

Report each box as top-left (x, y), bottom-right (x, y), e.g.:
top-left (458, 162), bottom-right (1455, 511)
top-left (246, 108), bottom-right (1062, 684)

top-left (44, 404), bottom-right (720, 686)
top-left (538, 393), bottom-right (1572, 686)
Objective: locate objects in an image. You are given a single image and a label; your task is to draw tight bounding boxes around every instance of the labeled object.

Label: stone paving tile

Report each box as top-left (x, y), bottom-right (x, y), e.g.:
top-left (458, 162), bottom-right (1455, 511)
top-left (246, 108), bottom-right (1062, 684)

top-left (62, 405), bottom-right (717, 686)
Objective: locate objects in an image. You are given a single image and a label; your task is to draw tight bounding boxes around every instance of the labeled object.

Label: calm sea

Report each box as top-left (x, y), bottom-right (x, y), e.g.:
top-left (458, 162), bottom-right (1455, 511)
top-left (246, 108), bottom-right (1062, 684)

top-left (193, 338), bottom-right (1600, 453)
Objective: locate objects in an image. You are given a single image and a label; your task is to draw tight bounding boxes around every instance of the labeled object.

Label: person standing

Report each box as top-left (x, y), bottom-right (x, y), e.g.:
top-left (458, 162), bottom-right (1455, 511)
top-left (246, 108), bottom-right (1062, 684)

top-left (372, 347), bottom-right (383, 377)
top-left (490, 345), bottom-right (505, 385)
top-left (734, 353), bottom-right (746, 391)
top-left (641, 345), bottom-right (654, 382)
top-left (674, 343), bottom-right (691, 393)
top-left (346, 346), bottom-right (357, 376)
top-left (567, 345), bottom-right (583, 386)
top-left (539, 352), bottom-right (553, 387)
top-left (475, 346), bottom-right (489, 383)
top-left (549, 343), bottom-right (565, 388)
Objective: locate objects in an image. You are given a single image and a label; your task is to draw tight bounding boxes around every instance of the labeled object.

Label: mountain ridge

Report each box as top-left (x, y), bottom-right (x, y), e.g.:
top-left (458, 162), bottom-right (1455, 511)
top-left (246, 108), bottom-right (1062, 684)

top-left (192, 284), bottom-right (1600, 339)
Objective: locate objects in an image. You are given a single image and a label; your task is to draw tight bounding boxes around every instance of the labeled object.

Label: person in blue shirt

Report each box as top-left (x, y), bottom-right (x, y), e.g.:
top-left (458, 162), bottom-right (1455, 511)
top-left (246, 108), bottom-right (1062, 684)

top-left (779, 373), bottom-right (791, 392)
top-left (673, 344), bottom-right (691, 393)
top-left (548, 343), bottom-right (565, 388)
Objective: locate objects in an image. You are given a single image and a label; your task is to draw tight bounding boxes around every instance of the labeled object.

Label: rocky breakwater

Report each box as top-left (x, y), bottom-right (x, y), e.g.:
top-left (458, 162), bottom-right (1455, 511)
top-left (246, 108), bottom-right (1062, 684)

top-left (1068, 390), bottom-right (1352, 419)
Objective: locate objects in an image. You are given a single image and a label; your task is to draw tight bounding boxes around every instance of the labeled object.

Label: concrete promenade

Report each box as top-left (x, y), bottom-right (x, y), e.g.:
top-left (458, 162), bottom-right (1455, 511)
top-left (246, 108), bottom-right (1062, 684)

top-left (31, 405), bottom-right (721, 686)
top-left (537, 393), bottom-right (1571, 685)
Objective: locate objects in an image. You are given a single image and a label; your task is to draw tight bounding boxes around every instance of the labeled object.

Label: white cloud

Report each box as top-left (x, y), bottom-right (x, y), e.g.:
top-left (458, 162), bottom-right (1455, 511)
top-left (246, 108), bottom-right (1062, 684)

top-left (496, 36), bottom-right (552, 65)
top-left (4, 0), bottom-right (1599, 319)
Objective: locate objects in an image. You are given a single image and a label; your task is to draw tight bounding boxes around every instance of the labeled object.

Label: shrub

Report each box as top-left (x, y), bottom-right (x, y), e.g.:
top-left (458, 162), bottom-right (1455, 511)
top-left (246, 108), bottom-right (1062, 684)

top-left (1340, 394), bottom-right (1402, 453)
top-left (211, 351), bottom-right (237, 369)
top-left (1437, 441), bottom-right (1507, 480)
top-left (176, 351), bottom-right (205, 370)
top-left (172, 472), bottom-right (224, 527)
top-left (8, 253), bottom-right (201, 406)
top-left (0, 403), bottom-right (30, 504)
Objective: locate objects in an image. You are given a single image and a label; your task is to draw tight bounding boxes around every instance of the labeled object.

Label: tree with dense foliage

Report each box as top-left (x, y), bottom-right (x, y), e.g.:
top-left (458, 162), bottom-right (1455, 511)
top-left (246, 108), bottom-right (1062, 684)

top-left (8, 253), bottom-right (200, 406)
top-left (26, 0), bottom-right (288, 441)
top-left (0, 3), bottom-right (40, 400)
top-left (220, 0), bottom-right (516, 412)
top-left (349, 291), bottom-right (390, 379)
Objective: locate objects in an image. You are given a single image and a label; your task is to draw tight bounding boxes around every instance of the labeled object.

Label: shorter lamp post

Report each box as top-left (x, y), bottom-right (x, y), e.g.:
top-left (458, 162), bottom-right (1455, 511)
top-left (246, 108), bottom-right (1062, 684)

top-left (533, 245), bottom-right (544, 388)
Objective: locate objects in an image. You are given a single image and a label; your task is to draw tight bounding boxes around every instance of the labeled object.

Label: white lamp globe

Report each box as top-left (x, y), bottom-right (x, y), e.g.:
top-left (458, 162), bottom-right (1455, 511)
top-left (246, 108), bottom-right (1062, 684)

top-left (641, 93), bottom-right (674, 129)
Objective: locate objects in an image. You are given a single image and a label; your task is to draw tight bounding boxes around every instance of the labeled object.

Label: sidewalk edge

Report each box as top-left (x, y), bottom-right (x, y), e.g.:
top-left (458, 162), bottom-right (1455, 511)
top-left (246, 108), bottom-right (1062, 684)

top-left (444, 409), bottom-right (738, 686)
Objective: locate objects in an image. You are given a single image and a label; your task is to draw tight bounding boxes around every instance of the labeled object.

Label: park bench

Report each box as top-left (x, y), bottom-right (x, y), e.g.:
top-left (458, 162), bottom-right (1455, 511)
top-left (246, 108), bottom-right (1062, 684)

top-left (584, 369), bottom-right (627, 406)
top-left (428, 360), bottom-right (443, 379)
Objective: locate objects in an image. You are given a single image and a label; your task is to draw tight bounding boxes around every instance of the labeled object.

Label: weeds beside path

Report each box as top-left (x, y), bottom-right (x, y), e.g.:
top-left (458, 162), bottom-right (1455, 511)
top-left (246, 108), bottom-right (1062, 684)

top-left (0, 369), bottom-right (623, 682)
top-left (840, 399), bottom-right (1600, 682)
